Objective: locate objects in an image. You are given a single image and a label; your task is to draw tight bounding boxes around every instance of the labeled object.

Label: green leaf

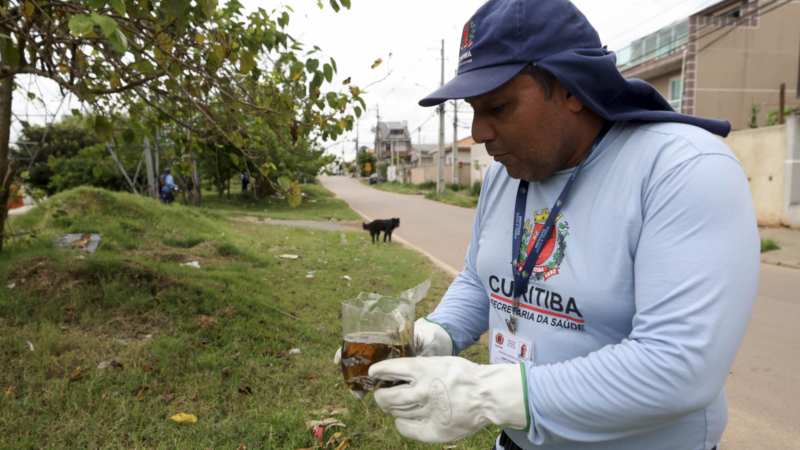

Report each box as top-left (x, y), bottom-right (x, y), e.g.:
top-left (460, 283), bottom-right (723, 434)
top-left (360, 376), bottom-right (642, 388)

top-left (232, 134), bottom-right (244, 147)
top-left (90, 12), bottom-right (117, 37)
top-left (109, 0), bottom-right (126, 16)
top-left (47, 155), bottom-right (57, 168)
top-left (306, 58), bottom-right (319, 73)
top-left (354, 106), bottom-right (362, 118)
top-left (0, 44), bottom-right (19, 68)
top-left (331, 58), bottom-right (337, 73)
top-left (93, 116), bottom-right (114, 142)
top-left (68, 14), bottom-right (94, 36)
top-left (122, 128), bottom-right (136, 143)
top-left (27, 92), bottom-right (35, 99)
top-left (340, 0), bottom-right (351, 8)
top-left (317, 0), bottom-right (323, 9)
top-left (109, 28), bottom-right (127, 53)
top-left (20, 171), bottom-right (29, 179)
top-left (92, 165), bottom-right (103, 179)
top-left (87, 0), bottom-right (106, 8)
top-left (277, 176), bottom-right (291, 191)
top-left (239, 51), bottom-right (255, 74)
top-left (323, 63), bottom-right (332, 83)
top-left (329, 0), bottom-right (340, 13)
top-left (71, 108), bottom-right (82, 117)
top-left (229, 153), bottom-right (239, 165)
top-left (287, 194), bottom-right (301, 208)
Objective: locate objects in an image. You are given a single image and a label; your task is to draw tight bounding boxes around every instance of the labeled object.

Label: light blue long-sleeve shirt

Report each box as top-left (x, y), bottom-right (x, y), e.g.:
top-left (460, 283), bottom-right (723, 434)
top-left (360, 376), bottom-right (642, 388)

top-left (161, 174), bottom-right (178, 194)
top-left (427, 121), bottom-right (759, 450)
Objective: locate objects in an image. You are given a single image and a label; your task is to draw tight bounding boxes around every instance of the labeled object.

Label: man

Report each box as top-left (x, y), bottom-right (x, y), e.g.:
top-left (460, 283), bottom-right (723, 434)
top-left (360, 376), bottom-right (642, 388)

top-left (159, 168), bottom-right (178, 205)
top-left (363, 1), bottom-right (759, 449)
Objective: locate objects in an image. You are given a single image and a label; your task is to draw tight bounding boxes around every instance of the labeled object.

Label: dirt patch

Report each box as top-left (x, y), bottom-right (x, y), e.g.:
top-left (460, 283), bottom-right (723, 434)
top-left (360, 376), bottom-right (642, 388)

top-left (234, 217), bottom-right (363, 232)
top-left (128, 240), bottom-right (227, 265)
top-left (6, 256), bottom-right (175, 303)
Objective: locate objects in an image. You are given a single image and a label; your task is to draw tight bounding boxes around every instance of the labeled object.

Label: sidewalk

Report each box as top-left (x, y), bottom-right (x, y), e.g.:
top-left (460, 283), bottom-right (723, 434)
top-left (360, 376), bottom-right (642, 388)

top-left (759, 227), bottom-right (800, 269)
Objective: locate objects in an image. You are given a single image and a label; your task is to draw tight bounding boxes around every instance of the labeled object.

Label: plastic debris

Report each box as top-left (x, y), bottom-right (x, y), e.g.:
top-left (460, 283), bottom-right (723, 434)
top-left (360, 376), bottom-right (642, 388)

top-left (6, 283), bottom-right (15, 289)
top-left (115, 339), bottom-right (129, 346)
top-left (341, 275), bottom-right (351, 281)
top-left (170, 413), bottom-right (198, 424)
top-left (57, 233), bottom-right (103, 253)
top-left (280, 254), bottom-right (299, 260)
top-left (26, 341), bottom-right (34, 352)
top-left (180, 261), bottom-right (201, 269)
top-left (289, 348), bottom-right (301, 355)
top-left (341, 234), bottom-right (348, 244)
top-left (97, 361), bottom-right (110, 370)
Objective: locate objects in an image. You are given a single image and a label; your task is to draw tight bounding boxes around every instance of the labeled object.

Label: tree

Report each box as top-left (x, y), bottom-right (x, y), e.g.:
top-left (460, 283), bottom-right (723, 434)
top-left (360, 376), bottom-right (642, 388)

top-left (13, 116), bottom-right (100, 193)
top-left (0, 0), bottom-right (367, 251)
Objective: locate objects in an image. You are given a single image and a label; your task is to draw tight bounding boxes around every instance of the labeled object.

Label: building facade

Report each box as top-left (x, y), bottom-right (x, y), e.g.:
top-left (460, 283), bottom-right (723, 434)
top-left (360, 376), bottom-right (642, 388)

top-left (373, 121), bottom-right (412, 162)
top-left (616, 0), bottom-right (800, 130)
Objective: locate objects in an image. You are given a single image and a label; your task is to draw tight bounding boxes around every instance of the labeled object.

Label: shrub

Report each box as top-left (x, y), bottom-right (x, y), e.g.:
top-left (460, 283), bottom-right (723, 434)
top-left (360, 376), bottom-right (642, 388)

top-left (761, 238), bottom-right (780, 253)
top-left (471, 181), bottom-right (482, 197)
top-left (418, 181), bottom-right (436, 190)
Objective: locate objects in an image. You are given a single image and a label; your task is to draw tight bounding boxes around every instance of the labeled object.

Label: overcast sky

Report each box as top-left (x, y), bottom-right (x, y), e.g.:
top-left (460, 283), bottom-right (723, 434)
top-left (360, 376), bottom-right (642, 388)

top-left (13, 0), bottom-right (725, 161)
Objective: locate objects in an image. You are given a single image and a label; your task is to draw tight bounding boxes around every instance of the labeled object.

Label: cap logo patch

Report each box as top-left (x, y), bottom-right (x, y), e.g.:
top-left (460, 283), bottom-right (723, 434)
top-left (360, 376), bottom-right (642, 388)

top-left (460, 19), bottom-right (476, 51)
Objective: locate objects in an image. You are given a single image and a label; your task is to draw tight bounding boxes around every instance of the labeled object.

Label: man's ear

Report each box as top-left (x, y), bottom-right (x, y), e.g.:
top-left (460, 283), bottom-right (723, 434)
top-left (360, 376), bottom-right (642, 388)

top-left (564, 90), bottom-right (584, 113)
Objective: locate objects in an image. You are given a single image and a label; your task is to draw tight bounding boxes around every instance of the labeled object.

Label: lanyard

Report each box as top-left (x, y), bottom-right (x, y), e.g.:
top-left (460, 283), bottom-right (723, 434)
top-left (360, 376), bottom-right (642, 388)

top-left (506, 121), bottom-right (613, 334)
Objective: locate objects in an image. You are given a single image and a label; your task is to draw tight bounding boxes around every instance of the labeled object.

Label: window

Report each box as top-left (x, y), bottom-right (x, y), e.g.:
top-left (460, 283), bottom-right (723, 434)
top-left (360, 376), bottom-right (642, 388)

top-left (385, 143), bottom-right (391, 152)
top-left (390, 129), bottom-right (404, 135)
top-left (714, 2), bottom-right (744, 19)
top-left (669, 76), bottom-right (683, 111)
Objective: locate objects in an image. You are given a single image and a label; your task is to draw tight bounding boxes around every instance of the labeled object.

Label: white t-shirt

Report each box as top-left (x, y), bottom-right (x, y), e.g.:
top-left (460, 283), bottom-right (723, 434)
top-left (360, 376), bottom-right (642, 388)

top-left (428, 121), bottom-right (760, 450)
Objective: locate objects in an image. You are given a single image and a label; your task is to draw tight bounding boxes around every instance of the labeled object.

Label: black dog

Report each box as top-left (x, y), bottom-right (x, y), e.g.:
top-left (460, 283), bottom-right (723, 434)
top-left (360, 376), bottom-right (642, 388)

top-left (363, 218), bottom-right (400, 244)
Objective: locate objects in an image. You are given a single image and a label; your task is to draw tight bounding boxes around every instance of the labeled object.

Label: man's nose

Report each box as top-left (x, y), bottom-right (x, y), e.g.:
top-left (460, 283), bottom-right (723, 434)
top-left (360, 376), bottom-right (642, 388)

top-left (471, 114), bottom-right (495, 145)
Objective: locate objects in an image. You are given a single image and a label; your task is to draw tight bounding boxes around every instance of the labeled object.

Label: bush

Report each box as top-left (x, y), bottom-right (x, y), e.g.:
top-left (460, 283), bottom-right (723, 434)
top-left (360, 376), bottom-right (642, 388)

top-left (418, 181), bottom-right (436, 190)
top-left (761, 238), bottom-right (780, 253)
top-left (471, 181), bottom-right (482, 197)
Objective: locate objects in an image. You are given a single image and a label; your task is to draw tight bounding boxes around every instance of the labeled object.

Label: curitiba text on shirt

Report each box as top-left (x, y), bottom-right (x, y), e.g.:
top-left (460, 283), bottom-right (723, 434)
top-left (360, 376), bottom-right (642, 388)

top-left (488, 275), bottom-right (585, 331)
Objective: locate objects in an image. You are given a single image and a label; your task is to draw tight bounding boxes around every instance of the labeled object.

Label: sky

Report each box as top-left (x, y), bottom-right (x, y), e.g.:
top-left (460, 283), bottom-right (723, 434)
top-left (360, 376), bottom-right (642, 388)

top-left (12, 0), bottom-right (727, 162)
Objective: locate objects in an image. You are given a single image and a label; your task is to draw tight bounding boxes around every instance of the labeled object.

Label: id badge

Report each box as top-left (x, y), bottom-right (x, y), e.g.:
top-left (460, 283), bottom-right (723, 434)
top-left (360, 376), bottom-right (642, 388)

top-left (490, 328), bottom-right (533, 364)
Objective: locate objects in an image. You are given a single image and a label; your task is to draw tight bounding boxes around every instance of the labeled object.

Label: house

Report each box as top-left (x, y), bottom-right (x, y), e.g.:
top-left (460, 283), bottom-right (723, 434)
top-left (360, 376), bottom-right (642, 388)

top-left (615, 0), bottom-right (800, 130)
top-left (411, 136), bottom-right (475, 185)
top-left (373, 121), bottom-right (412, 162)
top-left (410, 144), bottom-right (439, 167)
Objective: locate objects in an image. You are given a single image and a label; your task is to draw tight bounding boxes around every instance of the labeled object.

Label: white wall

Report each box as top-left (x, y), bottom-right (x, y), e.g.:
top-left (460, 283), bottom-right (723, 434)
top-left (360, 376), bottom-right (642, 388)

top-left (470, 143), bottom-right (493, 185)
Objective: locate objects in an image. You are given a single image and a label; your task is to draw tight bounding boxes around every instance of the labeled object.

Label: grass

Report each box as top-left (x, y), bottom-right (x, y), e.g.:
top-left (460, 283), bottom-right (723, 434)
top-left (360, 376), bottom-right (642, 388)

top-left (761, 238), bottom-right (780, 253)
top-left (362, 180), bottom-right (480, 209)
top-left (0, 186), bottom-right (497, 449)
top-left (201, 181), bottom-right (361, 222)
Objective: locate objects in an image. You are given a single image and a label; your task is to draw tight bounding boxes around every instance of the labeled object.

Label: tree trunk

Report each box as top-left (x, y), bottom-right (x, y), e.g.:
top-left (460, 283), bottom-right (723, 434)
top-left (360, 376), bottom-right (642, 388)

top-left (227, 177), bottom-right (230, 201)
top-left (0, 73), bottom-right (15, 252)
top-left (218, 186), bottom-right (224, 201)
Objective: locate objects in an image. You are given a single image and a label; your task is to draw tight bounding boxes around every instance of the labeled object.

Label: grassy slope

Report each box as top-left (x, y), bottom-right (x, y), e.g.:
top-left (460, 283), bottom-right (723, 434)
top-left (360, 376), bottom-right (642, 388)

top-left (361, 180), bottom-right (479, 209)
top-left (0, 186), bottom-right (495, 449)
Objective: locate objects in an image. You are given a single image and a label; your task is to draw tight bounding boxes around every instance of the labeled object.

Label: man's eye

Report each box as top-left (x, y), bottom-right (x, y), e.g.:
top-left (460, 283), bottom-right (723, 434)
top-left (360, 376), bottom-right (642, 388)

top-left (490, 104), bottom-right (505, 113)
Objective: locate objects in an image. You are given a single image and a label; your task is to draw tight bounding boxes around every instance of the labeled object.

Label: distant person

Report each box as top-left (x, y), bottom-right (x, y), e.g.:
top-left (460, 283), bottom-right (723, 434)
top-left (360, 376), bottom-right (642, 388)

top-left (186, 177), bottom-right (195, 201)
top-left (159, 168), bottom-right (178, 205)
top-left (241, 172), bottom-right (250, 196)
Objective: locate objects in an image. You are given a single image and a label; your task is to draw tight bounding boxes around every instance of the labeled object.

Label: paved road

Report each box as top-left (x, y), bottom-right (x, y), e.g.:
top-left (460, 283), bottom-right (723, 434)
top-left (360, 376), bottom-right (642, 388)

top-left (321, 175), bottom-right (800, 449)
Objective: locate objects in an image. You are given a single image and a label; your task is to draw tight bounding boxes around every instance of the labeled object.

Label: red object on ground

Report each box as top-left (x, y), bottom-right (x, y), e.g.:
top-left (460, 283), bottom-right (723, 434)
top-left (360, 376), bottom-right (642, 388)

top-left (7, 184), bottom-right (23, 209)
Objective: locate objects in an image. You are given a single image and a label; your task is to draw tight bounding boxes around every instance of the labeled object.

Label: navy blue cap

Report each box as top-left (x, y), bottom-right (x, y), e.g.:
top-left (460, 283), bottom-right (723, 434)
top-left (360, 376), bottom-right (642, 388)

top-left (420, 0), bottom-right (731, 137)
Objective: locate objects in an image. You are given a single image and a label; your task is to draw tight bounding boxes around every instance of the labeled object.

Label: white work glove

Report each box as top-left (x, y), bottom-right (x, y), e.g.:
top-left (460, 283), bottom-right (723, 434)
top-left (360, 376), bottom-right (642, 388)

top-left (333, 318), bottom-right (454, 365)
top-left (369, 356), bottom-right (529, 443)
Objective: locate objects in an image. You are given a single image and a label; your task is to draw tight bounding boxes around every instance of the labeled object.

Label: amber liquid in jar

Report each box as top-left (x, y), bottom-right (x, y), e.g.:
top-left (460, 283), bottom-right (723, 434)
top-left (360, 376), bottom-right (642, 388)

top-left (340, 332), bottom-right (415, 396)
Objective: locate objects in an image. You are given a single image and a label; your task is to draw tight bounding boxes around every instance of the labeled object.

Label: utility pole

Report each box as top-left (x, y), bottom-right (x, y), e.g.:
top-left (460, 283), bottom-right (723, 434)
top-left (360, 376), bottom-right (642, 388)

top-left (437, 38), bottom-right (446, 195)
top-left (355, 119), bottom-right (360, 176)
top-left (452, 98), bottom-right (458, 187)
top-left (780, 83), bottom-right (786, 125)
top-left (143, 136), bottom-right (156, 199)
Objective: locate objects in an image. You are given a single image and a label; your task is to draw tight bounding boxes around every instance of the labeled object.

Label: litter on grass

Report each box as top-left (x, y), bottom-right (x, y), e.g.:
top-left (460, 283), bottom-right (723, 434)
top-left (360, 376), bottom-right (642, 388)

top-left (170, 413), bottom-right (198, 423)
top-left (6, 283), bottom-right (14, 289)
top-left (289, 348), bottom-right (301, 355)
top-left (279, 254), bottom-right (300, 260)
top-left (57, 233), bottom-right (103, 253)
top-left (180, 261), bottom-right (201, 268)
top-left (341, 275), bottom-right (351, 281)
top-left (26, 341), bottom-right (34, 352)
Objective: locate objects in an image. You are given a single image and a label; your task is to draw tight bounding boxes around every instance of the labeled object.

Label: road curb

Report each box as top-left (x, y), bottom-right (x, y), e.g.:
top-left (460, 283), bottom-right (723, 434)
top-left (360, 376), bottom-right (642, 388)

top-left (348, 205), bottom-right (460, 279)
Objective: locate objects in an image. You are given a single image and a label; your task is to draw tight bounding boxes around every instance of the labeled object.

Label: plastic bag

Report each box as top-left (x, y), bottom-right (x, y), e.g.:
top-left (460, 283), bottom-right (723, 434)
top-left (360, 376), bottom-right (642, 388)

top-left (340, 279), bottom-right (431, 400)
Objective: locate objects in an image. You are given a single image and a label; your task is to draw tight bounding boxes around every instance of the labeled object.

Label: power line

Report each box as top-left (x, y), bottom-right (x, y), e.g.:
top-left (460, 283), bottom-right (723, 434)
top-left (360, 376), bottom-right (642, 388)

top-left (619, 0), bottom-right (782, 69)
top-left (698, 0), bottom-right (794, 53)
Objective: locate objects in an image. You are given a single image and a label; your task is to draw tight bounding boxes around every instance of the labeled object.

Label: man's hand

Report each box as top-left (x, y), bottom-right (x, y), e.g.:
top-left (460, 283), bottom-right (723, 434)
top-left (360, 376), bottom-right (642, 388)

top-left (369, 357), bottom-right (529, 444)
